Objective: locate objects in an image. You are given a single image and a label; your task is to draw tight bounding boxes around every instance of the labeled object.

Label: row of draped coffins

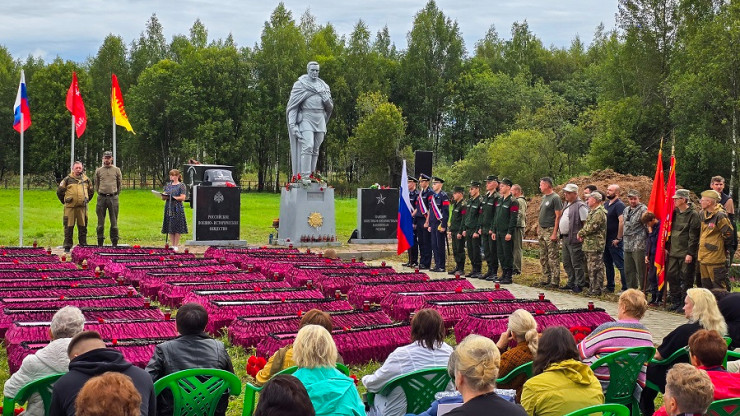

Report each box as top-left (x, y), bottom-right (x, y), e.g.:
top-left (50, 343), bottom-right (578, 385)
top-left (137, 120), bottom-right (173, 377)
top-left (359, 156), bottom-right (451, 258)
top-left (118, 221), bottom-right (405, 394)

top-left (0, 245), bottom-right (614, 374)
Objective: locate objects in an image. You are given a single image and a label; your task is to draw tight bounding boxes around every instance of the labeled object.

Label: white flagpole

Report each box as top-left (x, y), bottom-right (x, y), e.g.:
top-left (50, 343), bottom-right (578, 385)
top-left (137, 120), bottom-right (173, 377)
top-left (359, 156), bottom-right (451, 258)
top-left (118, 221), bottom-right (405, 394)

top-left (70, 115), bottom-right (75, 170)
top-left (112, 113), bottom-right (117, 166)
top-left (19, 116), bottom-right (24, 246)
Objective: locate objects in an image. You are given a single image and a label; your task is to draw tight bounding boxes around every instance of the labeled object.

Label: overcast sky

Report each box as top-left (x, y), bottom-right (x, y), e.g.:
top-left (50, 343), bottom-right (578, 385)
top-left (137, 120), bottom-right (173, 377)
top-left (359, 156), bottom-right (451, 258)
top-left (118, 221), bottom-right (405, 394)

top-left (0, 1), bottom-right (618, 63)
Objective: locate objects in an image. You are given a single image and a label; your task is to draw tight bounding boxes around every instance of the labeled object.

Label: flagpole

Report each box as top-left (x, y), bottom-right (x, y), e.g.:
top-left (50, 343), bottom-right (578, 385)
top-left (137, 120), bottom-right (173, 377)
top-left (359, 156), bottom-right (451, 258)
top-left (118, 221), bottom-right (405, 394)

top-left (19, 117), bottom-right (24, 246)
top-left (112, 114), bottom-right (117, 166)
top-left (70, 115), bottom-right (75, 170)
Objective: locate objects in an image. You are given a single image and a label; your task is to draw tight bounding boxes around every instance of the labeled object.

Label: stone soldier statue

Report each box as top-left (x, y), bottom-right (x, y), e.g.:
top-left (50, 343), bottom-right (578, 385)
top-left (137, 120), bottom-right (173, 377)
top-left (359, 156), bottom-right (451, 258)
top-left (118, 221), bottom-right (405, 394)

top-left (94, 151), bottom-right (122, 246)
top-left (286, 61), bottom-right (333, 177)
top-left (57, 161), bottom-right (94, 253)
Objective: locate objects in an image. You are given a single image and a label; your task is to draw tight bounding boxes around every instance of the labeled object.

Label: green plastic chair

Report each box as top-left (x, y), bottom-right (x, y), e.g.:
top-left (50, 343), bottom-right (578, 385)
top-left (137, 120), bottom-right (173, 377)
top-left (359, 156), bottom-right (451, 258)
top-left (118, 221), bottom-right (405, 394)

top-left (366, 367), bottom-right (451, 415)
top-left (725, 349), bottom-right (740, 369)
top-left (153, 368), bottom-right (241, 416)
top-left (242, 363), bottom-right (349, 416)
top-left (707, 398), bottom-right (740, 416)
top-left (645, 346), bottom-right (689, 393)
top-left (588, 346), bottom-right (655, 414)
top-left (495, 361), bottom-right (533, 384)
top-left (562, 403), bottom-right (631, 416)
top-left (2, 373), bottom-right (65, 416)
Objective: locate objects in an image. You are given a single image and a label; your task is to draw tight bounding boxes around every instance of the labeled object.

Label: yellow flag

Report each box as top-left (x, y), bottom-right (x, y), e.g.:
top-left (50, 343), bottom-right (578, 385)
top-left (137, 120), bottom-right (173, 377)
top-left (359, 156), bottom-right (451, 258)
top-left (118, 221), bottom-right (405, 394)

top-left (111, 74), bottom-right (134, 133)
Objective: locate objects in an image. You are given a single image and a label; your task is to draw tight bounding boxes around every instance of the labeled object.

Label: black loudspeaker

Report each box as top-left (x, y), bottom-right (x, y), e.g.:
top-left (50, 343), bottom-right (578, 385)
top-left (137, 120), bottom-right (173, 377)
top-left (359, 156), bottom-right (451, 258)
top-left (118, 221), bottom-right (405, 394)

top-left (414, 151), bottom-right (433, 179)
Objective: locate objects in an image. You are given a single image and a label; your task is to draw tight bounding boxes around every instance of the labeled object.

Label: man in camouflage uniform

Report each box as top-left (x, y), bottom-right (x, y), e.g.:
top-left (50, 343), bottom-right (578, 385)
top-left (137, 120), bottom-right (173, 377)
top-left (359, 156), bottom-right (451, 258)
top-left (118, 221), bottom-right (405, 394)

top-left (512, 184), bottom-right (527, 275)
top-left (479, 175), bottom-right (500, 279)
top-left (537, 177), bottom-right (563, 286)
top-left (666, 189), bottom-right (701, 312)
top-left (448, 186), bottom-right (466, 275)
top-left (623, 190), bottom-right (647, 290)
top-left (57, 161), bottom-right (94, 253)
top-left (463, 181), bottom-right (483, 278)
top-left (493, 178), bottom-right (519, 284)
top-left (698, 189), bottom-right (734, 290)
top-left (578, 192), bottom-right (607, 296)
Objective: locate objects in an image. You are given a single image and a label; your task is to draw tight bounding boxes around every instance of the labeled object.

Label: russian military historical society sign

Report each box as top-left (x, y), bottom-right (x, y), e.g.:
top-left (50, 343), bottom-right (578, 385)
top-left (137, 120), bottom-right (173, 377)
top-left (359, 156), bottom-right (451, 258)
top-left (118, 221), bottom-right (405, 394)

top-left (357, 188), bottom-right (398, 241)
top-left (193, 186), bottom-right (240, 241)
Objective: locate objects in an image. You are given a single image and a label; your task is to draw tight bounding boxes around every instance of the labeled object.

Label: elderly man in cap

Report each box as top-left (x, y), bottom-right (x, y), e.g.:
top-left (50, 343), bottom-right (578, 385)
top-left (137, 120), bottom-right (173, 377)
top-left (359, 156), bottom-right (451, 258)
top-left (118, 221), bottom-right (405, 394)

top-left (492, 178), bottom-right (519, 284)
top-left (448, 186), bottom-right (467, 275)
top-left (415, 174), bottom-right (433, 269)
top-left (698, 189), bottom-right (734, 290)
top-left (480, 175), bottom-right (501, 279)
top-left (665, 189), bottom-right (701, 311)
top-left (427, 177), bottom-right (450, 272)
top-left (578, 191), bottom-right (608, 296)
top-left (403, 177), bottom-right (420, 268)
top-left (559, 183), bottom-right (588, 292)
top-left (463, 181), bottom-right (483, 278)
top-left (94, 151), bottom-right (122, 247)
top-left (623, 190), bottom-right (648, 290)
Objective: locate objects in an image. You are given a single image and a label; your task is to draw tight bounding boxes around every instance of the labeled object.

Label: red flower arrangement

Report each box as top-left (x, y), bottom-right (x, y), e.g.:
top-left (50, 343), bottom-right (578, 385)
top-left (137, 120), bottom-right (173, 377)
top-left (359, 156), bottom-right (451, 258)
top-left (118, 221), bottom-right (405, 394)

top-left (570, 326), bottom-right (592, 343)
top-left (246, 355), bottom-right (267, 377)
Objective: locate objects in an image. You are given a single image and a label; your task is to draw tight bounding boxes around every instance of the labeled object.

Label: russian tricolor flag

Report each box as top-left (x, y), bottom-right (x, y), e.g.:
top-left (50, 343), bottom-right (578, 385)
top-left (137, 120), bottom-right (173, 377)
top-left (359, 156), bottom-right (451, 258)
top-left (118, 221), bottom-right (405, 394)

top-left (397, 160), bottom-right (415, 255)
top-left (13, 70), bottom-right (31, 133)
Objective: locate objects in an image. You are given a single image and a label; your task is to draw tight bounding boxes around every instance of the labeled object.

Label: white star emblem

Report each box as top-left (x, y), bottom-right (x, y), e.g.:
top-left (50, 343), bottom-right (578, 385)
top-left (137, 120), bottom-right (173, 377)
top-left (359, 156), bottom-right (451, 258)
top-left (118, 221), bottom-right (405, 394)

top-left (376, 194), bottom-right (386, 205)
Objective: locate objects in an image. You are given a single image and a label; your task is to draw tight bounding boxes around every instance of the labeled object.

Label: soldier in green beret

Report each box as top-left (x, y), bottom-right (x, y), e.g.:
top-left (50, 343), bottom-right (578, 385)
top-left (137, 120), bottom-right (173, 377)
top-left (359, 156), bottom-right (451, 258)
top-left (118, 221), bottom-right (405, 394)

top-left (448, 186), bottom-right (467, 275)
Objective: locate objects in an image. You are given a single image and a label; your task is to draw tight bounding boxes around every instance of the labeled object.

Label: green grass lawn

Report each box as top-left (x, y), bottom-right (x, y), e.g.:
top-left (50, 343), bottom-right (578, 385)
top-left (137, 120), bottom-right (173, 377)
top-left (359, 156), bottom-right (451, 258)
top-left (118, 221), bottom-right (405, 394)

top-left (0, 190), bottom-right (358, 247)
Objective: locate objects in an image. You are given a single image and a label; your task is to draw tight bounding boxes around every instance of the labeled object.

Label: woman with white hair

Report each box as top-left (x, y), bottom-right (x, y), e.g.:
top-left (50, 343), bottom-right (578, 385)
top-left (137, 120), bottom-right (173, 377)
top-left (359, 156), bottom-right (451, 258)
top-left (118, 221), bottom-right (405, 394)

top-left (292, 324), bottom-right (364, 416)
top-left (495, 309), bottom-right (539, 402)
top-left (444, 335), bottom-right (527, 416)
top-left (640, 288), bottom-right (728, 415)
top-left (4, 306), bottom-right (85, 416)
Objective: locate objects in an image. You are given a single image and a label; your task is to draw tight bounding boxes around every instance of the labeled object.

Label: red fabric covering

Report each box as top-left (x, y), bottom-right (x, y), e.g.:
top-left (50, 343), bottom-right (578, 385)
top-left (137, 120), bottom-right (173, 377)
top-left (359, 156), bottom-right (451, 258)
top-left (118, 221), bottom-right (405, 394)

top-left (380, 289), bottom-right (515, 321)
top-left (346, 279), bottom-right (476, 308)
top-left (159, 280), bottom-right (290, 308)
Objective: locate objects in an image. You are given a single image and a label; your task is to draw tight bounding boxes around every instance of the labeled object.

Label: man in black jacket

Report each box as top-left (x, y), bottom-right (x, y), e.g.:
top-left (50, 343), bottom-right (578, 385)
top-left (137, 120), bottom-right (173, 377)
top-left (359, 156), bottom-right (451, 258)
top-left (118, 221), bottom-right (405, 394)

top-left (146, 302), bottom-right (234, 416)
top-left (49, 331), bottom-right (155, 416)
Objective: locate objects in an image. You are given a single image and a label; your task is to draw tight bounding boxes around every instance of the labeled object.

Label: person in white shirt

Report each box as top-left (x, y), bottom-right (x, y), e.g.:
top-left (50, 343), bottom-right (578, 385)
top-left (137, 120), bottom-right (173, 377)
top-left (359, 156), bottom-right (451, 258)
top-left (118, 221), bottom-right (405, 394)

top-left (363, 309), bottom-right (454, 416)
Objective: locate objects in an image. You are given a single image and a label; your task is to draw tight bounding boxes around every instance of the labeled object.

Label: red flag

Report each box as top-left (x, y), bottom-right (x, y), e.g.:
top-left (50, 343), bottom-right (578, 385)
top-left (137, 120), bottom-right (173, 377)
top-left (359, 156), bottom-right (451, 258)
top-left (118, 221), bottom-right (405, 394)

top-left (655, 153), bottom-right (676, 290)
top-left (647, 146), bottom-right (664, 219)
top-left (66, 72), bottom-right (86, 138)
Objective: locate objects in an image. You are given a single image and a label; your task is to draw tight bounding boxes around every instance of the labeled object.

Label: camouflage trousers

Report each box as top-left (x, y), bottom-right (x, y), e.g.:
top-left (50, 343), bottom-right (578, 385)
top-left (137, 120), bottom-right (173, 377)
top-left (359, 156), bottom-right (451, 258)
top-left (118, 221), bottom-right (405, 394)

top-left (699, 262), bottom-right (731, 291)
top-left (538, 226), bottom-right (560, 285)
top-left (585, 251), bottom-right (604, 295)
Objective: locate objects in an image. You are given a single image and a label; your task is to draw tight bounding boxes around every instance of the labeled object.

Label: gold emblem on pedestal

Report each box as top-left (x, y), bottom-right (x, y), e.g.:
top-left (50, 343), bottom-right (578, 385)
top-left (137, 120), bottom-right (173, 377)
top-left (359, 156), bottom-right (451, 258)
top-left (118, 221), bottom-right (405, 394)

top-left (307, 212), bottom-right (324, 229)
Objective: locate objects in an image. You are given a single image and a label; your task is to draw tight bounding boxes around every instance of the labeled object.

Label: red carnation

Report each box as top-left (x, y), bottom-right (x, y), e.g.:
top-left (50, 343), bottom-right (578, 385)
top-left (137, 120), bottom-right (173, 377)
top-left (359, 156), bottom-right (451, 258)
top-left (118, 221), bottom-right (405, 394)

top-left (248, 356), bottom-right (257, 365)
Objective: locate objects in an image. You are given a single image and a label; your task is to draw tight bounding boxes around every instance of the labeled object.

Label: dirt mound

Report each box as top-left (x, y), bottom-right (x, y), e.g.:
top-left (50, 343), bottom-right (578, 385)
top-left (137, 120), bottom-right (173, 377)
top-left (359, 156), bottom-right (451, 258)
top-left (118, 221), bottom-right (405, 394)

top-left (523, 169), bottom-right (661, 239)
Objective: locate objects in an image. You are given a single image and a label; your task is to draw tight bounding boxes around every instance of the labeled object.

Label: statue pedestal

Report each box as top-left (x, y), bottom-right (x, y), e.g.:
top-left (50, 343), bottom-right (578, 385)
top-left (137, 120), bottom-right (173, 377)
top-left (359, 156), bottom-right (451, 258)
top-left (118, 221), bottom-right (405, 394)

top-left (277, 181), bottom-right (340, 247)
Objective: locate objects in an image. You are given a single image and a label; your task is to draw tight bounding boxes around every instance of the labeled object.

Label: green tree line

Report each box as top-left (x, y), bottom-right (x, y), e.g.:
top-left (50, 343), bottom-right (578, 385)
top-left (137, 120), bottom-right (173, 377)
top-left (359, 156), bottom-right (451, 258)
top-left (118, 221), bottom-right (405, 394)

top-left (0, 0), bottom-right (737, 196)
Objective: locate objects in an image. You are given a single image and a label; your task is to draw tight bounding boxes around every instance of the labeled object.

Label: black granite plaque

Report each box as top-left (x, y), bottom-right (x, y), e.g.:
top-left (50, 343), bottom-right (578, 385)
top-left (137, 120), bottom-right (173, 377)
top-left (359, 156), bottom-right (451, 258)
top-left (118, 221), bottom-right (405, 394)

top-left (359, 188), bottom-right (398, 239)
top-left (194, 186), bottom-right (240, 240)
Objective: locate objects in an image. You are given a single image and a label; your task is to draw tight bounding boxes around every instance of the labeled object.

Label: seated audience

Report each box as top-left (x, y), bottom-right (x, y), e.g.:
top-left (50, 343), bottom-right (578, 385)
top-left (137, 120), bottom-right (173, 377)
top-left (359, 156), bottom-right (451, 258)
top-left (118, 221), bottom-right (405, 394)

top-left (653, 329), bottom-right (740, 416)
top-left (640, 288), bottom-right (727, 415)
top-left (255, 309), bottom-right (341, 386)
top-left (578, 289), bottom-right (653, 396)
top-left (146, 302), bottom-right (234, 416)
top-left (661, 364), bottom-right (714, 416)
top-left (75, 372), bottom-right (141, 416)
top-left (4, 306), bottom-right (85, 416)
top-left (494, 309), bottom-right (539, 401)
top-left (49, 331), bottom-right (155, 416)
top-left (713, 290), bottom-right (740, 349)
top-left (254, 374), bottom-right (315, 416)
top-left (363, 309), bottom-right (454, 416)
top-left (520, 326), bottom-right (604, 416)
top-left (292, 325), bottom-right (364, 416)
top-left (443, 334), bottom-right (527, 416)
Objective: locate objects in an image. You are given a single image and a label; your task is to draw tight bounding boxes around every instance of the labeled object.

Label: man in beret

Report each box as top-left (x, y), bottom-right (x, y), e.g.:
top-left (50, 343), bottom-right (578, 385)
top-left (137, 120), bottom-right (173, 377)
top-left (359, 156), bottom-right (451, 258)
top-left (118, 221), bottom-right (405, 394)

top-left (427, 177), bottom-right (450, 272)
top-left (463, 181), bottom-right (483, 278)
top-left (403, 177), bottom-right (420, 268)
top-left (666, 189), bottom-right (701, 312)
top-left (578, 192), bottom-right (608, 296)
top-left (448, 186), bottom-right (467, 275)
top-left (698, 189), bottom-right (734, 290)
top-left (479, 175), bottom-right (500, 280)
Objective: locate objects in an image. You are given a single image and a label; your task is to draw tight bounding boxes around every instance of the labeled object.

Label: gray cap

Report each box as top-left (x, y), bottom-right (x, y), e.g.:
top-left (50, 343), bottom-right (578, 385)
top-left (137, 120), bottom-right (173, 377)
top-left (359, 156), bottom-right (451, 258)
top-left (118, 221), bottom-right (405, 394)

top-left (563, 183), bottom-right (578, 193)
top-left (627, 189), bottom-right (640, 198)
top-left (103, 151), bottom-right (113, 158)
top-left (673, 189), bottom-right (690, 200)
top-left (589, 192), bottom-right (603, 202)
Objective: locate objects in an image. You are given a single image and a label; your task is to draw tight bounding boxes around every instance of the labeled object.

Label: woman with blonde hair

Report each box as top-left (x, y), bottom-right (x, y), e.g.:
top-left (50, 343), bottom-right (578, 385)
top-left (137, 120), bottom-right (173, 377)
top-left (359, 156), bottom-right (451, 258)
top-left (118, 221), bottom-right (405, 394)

top-left (161, 168), bottom-right (187, 251)
top-left (292, 325), bottom-right (364, 416)
top-left (640, 287), bottom-right (728, 415)
top-left (444, 334), bottom-right (527, 416)
top-left (495, 309), bottom-right (539, 401)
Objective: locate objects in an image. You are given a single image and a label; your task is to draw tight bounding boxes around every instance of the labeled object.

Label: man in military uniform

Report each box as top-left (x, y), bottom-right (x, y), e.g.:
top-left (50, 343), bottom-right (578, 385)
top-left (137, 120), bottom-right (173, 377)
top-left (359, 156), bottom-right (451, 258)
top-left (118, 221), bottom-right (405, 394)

top-left (416, 174), bottom-right (433, 269)
top-left (512, 184), bottom-right (527, 275)
top-left (427, 177), bottom-right (449, 272)
top-left (492, 178), bottom-right (519, 284)
top-left (711, 176), bottom-right (737, 263)
top-left (403, 177), bottom-right (420, 267)
top-left (537, 177), bottom-right (563, 287)
top-left (666, 189), bottom-right (701, 311)
top-left (698, 189), bottom-right (734, 290)
top-left (479, 175), bottom-right (500, 279)
top-left (448, 186), bottom-right (466, 275)
top-left (57, 161), bottom-right (94, 253)
top-left (463, 181), bottom-right (483, 278)
top-left (94, 151), bottom-right (122, 247)
top-left (578, 192), bottom-right (607, 296)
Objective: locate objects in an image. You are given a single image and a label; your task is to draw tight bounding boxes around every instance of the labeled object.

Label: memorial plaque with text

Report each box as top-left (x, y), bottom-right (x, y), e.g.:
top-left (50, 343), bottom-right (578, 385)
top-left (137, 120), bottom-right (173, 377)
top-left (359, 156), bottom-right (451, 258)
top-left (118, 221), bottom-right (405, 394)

top-left (358, 188), bottom-right (398, 240)
top-left (194, 186), bottom-right (240, 241)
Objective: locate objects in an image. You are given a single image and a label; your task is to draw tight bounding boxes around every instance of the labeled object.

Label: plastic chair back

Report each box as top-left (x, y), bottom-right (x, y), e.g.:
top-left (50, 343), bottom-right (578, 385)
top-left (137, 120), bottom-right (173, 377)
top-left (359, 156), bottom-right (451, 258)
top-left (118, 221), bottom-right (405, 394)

top-left (153, 368), bottom-right (241, 416)
top-left (2, 373), bottom-right (65, 416)
top-left (562, 403), bottom-right (631, 416)
top-left (366, 367), bottom-right (450, 415)
top-left (496, 361), bottom-right (533, 384)
top-left (707, 398), bottom-right (740, 416)
top-left (645, 346), bottom-right (689, 393)
top-left (589, 346), bottom-right (655, 407)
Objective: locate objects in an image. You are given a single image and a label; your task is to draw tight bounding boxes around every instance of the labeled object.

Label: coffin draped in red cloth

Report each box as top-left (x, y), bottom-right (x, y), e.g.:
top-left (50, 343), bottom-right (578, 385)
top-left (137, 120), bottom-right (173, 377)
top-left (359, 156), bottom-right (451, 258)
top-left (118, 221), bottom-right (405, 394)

top-left (159, 280), bottom-right (291, 308)
top-left (122, 263), bottom-right (239, 287)
top-left (104, 258), bottom-right (220, 279)
top-left (425, 299), bottom-right (559, 327)
top-left (0, 263), bottom-right (78, 271)
top-left (71, 246), bottom-right (174, 264)
top-left (0, 270), bottom-right (98, 280)
top-left (346, 278), bottom-right (476, 308)
top-left (311, 272), bottom-right (424, 297)
top-left (138, 270), bottom-right (267, 299)
top-left (380, 288), bottom-right (516, 321)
